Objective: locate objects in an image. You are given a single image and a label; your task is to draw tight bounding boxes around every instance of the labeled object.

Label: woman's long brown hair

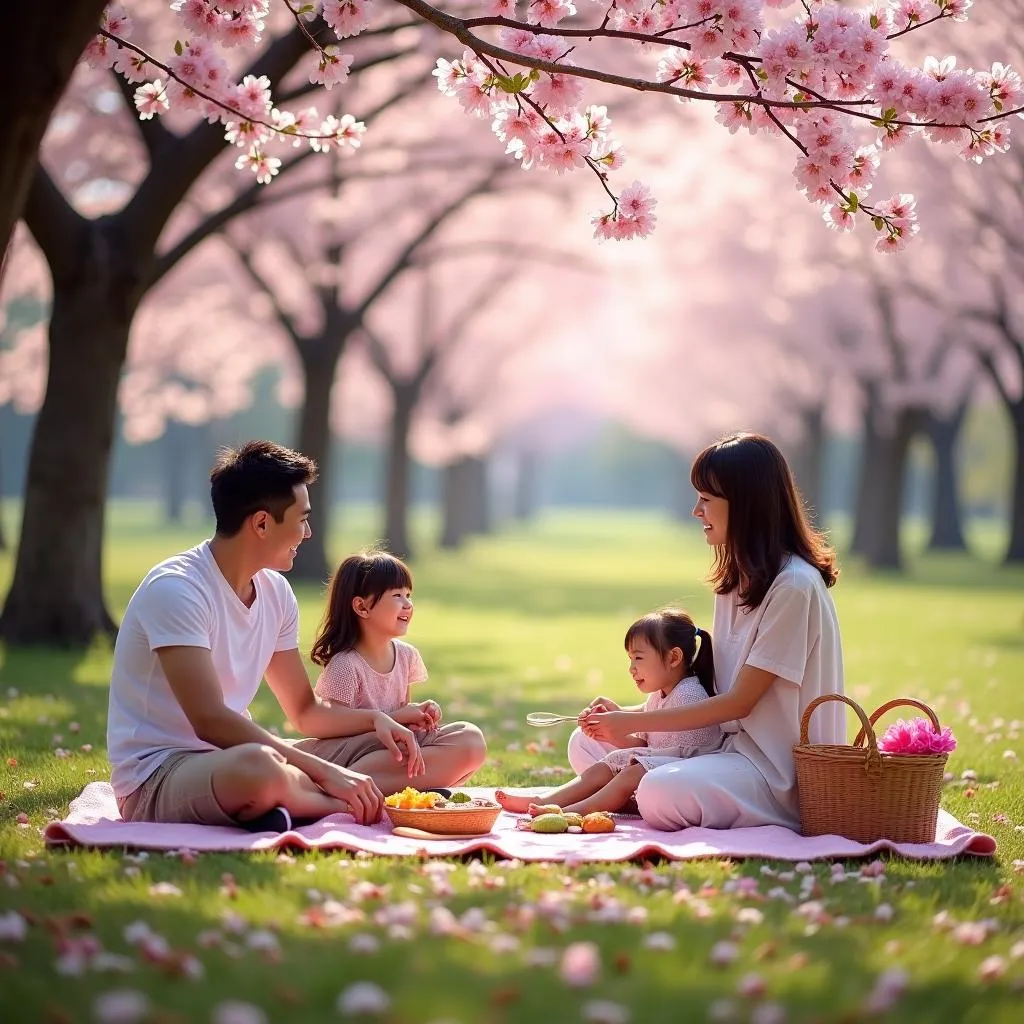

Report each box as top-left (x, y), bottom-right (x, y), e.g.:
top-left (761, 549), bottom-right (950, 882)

top-left (310, 550), bottom-right (413, 666)
top-left (691, 432), bottom-right (838, 609)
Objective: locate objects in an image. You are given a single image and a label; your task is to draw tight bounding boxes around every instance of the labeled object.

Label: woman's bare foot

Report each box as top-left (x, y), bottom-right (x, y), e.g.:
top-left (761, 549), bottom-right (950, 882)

top-left (495, 790), bottom-right (546, 814)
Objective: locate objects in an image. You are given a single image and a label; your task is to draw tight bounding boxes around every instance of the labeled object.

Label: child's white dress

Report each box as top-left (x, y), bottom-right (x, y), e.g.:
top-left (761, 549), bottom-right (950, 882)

top-left (602, 676), bottom-right (725, 774)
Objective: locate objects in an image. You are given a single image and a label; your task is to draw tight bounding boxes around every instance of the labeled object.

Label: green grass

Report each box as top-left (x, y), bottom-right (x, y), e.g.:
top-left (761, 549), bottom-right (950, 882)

top-left (1, 505), bottom-right (1023, 1023)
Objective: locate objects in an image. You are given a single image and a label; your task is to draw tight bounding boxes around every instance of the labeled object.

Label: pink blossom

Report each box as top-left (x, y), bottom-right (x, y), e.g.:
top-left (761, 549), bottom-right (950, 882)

top-left (560, 941), bottom-right (601, 986)
top-left (322, 0), bottom-right (375, 40)
top-left (234, 147), bottom-right (281, 184)
top-left (309, 47), bottom-right (353, 90)
top-left (134, 81), bottom-right (170, 120)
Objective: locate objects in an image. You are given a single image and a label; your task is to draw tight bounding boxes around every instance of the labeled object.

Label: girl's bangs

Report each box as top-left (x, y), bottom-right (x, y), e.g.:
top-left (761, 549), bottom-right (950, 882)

top-left (361, 555), bottom-right (412, 597)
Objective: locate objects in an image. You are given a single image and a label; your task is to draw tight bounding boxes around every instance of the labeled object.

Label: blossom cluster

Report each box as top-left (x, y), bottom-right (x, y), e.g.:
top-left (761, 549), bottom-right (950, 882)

top-left (85, 0), bottom-right (1022, 246)
top-left (877, 716), bottom-right (958, 755)
top-left (85, 2), bottom-right (366, 187)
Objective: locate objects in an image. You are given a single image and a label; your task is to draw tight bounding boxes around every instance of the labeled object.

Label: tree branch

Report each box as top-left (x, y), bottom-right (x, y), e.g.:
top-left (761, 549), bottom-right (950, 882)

top-left (355, 167), bottom-right (505, 319)
top-left (148, 69), bottom-right (431, 286)
top-left (225, 240), bottom-right (306, 350)
top-left (22, 164), bottom-right (87, 282)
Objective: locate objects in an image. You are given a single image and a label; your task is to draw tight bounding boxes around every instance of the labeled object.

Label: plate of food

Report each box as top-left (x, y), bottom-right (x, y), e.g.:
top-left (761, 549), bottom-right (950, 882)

top-left (383, 787), bottom-right (502, 836)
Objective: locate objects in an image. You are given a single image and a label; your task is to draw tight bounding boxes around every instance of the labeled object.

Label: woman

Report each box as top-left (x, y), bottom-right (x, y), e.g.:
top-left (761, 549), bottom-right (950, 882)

top-left (572, 432), bottom-right (845, 831)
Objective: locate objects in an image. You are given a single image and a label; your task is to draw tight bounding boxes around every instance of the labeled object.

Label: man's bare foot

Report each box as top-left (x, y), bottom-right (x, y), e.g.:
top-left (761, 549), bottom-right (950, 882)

top-left (495, 790), bottom-right (546, 814)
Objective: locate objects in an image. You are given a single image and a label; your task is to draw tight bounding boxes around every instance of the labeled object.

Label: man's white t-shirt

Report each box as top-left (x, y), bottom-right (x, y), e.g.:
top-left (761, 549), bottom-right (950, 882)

top-left (712, 555), bottom-right (845, 821)
top-left (107, 541), bottom-right (299, 799)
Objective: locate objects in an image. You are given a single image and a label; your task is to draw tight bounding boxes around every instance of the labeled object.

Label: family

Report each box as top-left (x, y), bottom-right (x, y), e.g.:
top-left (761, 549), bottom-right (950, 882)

top-left (107, 432), bottom-right (845, 835)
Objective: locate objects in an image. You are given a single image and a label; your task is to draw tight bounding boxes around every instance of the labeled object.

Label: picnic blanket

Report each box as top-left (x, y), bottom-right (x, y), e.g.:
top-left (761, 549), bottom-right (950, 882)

top-left (43, 783), bottom-right (996, 862)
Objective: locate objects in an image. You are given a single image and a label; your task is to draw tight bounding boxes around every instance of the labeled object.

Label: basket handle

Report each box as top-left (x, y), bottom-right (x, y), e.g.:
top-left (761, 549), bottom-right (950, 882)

top-left (799, 693), bottom-right (879, 755)
top-left (851, 698), bottom-right (942, 749)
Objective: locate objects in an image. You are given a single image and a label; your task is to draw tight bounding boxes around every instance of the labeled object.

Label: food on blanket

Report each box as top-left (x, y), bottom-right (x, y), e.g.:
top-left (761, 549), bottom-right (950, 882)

top-left (563, 812), bottom-right (584, 828)
top-left (530, 803), bottom-right (563, 817)
top-left (385, 787), bottom-right (444, 810)
top-left (384, 787), bottom-right (498, 811)
top-left (581, 812), bottom-right (616, 834)
top-left (567, 825), bottom-right (583, 834)
top-left (531, 813), bottom-right (570, 834)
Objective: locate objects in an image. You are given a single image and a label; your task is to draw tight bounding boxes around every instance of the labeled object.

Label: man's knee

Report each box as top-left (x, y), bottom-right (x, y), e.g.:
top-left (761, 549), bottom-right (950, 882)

top-left (216, 743), bottom-right (288, 800)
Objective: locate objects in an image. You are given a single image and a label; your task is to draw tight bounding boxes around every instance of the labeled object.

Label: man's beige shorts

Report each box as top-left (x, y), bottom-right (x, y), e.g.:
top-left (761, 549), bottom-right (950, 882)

top-left (117, 722), bottom-right (473, 826)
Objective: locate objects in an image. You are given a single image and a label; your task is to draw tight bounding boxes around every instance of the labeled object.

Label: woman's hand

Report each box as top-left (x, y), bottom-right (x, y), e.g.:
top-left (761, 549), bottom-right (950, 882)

top-left (579, 710), bottom-right (639, 748)
top-left (306, 763), bottom-right (384, 824)
top-left (372, 712), bottom-right (426, 777)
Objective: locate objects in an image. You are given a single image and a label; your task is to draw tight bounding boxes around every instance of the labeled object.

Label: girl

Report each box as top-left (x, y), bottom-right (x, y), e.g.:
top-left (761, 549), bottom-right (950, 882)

top-left (293, 550), bottom-right (487, 794)
top-left (574, 432), bottom-right (845, 831)
top-left (496, 609), bottom-right (724, 816)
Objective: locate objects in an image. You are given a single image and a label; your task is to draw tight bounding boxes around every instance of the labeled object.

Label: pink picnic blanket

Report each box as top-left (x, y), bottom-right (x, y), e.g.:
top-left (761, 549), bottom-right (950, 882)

top-left (43, 783), bottom-right (996, 862)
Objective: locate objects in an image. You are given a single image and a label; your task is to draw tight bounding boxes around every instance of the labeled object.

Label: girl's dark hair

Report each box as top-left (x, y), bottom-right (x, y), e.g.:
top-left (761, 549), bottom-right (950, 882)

top-left (691, 431), bottom-right (838, 609)
top-left (624, 608), bottom-right (715, 697)
top-left (311, 550), bottom-right (413, 666)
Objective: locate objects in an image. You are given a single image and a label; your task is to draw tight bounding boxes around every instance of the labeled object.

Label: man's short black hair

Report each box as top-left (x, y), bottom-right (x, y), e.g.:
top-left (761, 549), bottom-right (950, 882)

top-left (209, 440), bottom-right (317, 537)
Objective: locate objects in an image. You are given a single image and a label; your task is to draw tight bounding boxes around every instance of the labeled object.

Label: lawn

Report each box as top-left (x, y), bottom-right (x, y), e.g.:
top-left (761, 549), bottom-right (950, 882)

top-left (1, 505), bottom-right (1022, 1024)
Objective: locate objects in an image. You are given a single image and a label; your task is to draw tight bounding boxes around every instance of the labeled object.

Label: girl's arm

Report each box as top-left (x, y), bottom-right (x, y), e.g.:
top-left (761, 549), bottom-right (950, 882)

top-left (582, 665), bottom-right (777, 746)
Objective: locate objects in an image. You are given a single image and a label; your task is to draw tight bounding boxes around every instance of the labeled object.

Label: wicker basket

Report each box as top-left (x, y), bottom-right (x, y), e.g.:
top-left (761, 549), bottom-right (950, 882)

top-left (793, 694), bottom-right (948, 844)
top-left (384, 802), bottom-right (501, 836)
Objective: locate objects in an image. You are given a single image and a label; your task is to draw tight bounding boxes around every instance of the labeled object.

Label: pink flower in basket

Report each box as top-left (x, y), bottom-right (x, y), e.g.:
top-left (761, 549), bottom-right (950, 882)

top-left (877, 717), bottom-right (956, 756)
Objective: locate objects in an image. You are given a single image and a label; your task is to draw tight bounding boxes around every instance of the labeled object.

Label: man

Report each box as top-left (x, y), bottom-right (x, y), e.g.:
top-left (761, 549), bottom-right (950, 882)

top-left (107, 440), bottom-right (486, 830)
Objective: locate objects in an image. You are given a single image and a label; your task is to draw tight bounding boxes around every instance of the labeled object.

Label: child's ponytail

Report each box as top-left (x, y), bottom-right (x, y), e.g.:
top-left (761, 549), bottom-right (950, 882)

top-left (690, 626), bottom-right (715, 697)
top-left (624, 608), bottom-right (715, 697)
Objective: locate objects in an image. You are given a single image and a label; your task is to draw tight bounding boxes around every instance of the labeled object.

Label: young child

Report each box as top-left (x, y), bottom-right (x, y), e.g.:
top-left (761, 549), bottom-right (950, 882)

top-left (496, 609), bottom-right (725, 817)
top-left (308, 550), bottom-right (445, 782)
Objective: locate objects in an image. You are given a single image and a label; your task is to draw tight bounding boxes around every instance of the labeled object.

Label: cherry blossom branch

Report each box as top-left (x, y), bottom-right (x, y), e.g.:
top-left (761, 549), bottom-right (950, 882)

top-left (100, 29), bottom-right (345, 143)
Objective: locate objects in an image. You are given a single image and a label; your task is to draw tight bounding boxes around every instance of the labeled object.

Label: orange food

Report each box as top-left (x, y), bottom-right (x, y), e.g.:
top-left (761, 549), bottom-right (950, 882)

top-left (581, 811), bottom-right (616, 834)
top-left (384, 787), bottom-right (442, 810)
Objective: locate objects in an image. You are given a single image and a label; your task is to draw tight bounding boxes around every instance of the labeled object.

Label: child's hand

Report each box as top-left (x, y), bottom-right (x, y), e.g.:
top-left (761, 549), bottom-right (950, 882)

top-left (421, 699), bottom-right (442, 729)
top-left (391, 703), bottom-right (433, 730)
top-left (581, 696), bottom-right (621, 718)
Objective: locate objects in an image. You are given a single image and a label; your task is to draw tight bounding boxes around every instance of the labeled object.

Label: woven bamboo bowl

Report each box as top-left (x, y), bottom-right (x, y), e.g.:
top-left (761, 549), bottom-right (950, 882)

top-left (384, 802), bottom-right (501, 835)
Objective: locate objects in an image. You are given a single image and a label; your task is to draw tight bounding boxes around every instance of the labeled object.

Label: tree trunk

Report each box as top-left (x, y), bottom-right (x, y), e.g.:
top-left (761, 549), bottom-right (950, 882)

top-left (381, 385), bottom-right (417, 560)
top-left (463, 456), bottom-right (491, 536)
top-left (291, 341), bottom-right (344, 582)
top-left (925, 401), bottom-right (968, 553)
top-left (163, 420), bottom-right (189, 524)
top-left (860, 408), bottom-right (921, 571)
top-left (439, 460), bottom-right (469, 550)
top-left (0, 278), bottom-right (132, 644)
top-left (0, 454), bottom-right (6, 552)
top-left (1, 2), bottom-right (108, 271)
top-left (513, 449), bottom-right (539, 521)
top-left (850, 385), bottom-right (880, 557)
top-left (793, 405), bottom-right (826, 529)
top-left (1005, 403), bottom-right (1024, 565)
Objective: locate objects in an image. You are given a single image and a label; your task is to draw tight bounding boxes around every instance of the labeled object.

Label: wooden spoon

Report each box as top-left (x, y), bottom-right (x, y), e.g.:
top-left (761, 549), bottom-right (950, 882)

top-left (391, 825), bottom-right (492, 841)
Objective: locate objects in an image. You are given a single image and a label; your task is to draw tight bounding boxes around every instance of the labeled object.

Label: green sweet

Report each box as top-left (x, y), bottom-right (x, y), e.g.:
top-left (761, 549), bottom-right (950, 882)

top-left (448, 791), bottom-right (472, 804)
top-left (531, 813), bottom-right (570, 834)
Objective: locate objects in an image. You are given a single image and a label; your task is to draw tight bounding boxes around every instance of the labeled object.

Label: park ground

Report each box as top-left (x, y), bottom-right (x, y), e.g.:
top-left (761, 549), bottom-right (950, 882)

top-left (0, 506), bottom-right (1022, 1023)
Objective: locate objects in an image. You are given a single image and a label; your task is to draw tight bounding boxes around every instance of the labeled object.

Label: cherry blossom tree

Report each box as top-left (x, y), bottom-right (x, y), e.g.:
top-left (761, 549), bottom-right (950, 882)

top-left (1, 10), bottom-right (431, 643)
top-left (88, 2), bottom-right (1022, 247)
top-left (224, 153), bottom-right (515, 578)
